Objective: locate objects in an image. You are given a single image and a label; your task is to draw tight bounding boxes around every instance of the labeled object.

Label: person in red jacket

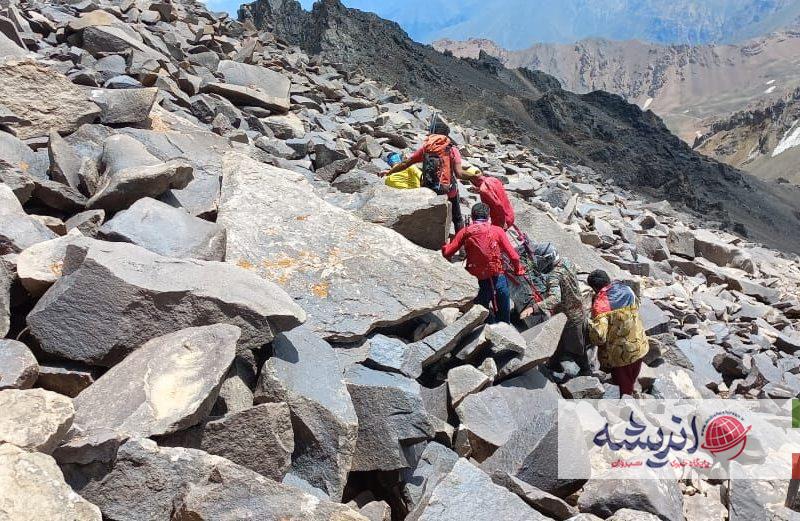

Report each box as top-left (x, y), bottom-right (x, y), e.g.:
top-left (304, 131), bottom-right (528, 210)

top-left (380, 118), bottom-right (467, 232)
top-left (442, 203), bottom-right (525, 323)
top-left (461, 167), bottom-right (515, 229)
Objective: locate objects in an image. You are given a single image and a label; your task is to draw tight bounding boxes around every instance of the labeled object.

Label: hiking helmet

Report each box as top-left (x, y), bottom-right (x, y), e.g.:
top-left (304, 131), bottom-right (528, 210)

top-left (386, 152), bottom-right (402, 167)
top-left (533, 242), bottom-right (560, 273)
top-left (471, 202), bottom-right (490, 221)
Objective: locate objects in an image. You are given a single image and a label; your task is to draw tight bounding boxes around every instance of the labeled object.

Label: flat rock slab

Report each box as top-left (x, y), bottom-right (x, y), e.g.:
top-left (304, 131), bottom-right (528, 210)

top-left (0, 59), bottom-right (100, 139)
top-left (60, 325), bottom-right (238, 464)
top-left (88, 159), bottom-right (193, 212)
top-left (0, 444), bottom-right (101, 520)
top-left (254, 325), bottom-right (357, 500)
top-left (161, 402), bottom-right (294, 482)
top-left (27, 240), bottom-right (304, 366)
top-left (216, 59), bottom-right (290, 110)
top-left (345, 365), bottom-right (434, 472)
top-left (0, 388), bottom-right (74, 453)
top-left (415, 459), bottom-right (545, 521)
top-left (448, 364), bottom-right (490, 407)
top-left (218, 152), bottom-right (474, 342)
top-left (356, 184), bottom-right (450, 250)
top-left (0, 254), bottom-right (12, 337)
top-left (0, 339), bottom-right (38, 390)
top-left (99, 197), bottom-right (226, 260)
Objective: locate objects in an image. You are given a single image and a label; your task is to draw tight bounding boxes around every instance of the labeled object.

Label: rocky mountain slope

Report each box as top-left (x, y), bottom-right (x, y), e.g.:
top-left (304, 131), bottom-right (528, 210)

top-left (3, 0), bottom-right (800, 519)
top-left (241, 0), bottom-right (800, 254)
top-left (694, 88), bottom-right (800, 184)
top-left (434, 29), bottom-right (800, 142)
top-left (333, 0), bottom-right (800, 49)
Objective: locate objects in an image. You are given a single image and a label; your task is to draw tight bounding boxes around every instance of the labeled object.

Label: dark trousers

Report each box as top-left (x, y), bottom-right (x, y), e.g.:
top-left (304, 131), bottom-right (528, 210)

top-left (448, 183), bottom-right (464, 232)
top-left (551, 319), bottom-right (591, 374)
top-left (611, 359), bottom-right (643, 396)
top-left (477, 275), bottom-right (510, 324)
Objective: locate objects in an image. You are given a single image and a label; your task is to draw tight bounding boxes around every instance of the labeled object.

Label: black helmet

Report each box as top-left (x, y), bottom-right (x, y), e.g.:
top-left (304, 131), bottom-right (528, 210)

top-left (533, 242), bottom-right (559, 273)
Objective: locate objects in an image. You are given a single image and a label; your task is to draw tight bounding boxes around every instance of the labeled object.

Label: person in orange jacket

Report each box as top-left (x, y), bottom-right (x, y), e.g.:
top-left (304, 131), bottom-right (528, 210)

top-left (442, 203), bottom-right (525, 323)
top-left (461, 166), bottom-right (515, 230)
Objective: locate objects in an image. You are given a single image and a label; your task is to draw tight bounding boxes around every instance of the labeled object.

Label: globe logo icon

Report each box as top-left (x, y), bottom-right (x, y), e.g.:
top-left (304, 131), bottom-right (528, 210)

top-left (701, 414), bottom-right (751, 460)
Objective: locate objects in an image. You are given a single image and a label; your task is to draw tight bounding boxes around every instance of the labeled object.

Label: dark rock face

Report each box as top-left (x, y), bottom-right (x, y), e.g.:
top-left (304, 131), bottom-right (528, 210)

top-left (240, 0), bottom-right (800, 253)
top-left (27, 241), bottom-right (305, 366)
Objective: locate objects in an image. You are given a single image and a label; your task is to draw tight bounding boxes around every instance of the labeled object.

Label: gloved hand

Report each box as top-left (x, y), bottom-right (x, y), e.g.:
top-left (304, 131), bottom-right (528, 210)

top-left (516, 265), bottom-right (526, 276)
top-left (379, 171), bottom-right (389, 178)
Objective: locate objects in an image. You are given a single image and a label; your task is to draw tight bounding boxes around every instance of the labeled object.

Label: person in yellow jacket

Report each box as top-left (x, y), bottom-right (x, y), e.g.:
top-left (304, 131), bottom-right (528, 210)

top-left (587, 270), bottom-right (649, 396)
top-left (384, 152), bottom-right (422, 189)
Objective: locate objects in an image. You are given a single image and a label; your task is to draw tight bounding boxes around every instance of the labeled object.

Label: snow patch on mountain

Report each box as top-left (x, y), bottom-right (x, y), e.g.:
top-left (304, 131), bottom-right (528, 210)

top-left (772, 120), bottom-right (800, 157)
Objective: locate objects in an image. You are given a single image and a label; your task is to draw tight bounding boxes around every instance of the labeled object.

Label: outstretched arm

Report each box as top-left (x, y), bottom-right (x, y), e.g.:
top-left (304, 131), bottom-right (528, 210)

top-left (442, 226), bottom-right (468, 260)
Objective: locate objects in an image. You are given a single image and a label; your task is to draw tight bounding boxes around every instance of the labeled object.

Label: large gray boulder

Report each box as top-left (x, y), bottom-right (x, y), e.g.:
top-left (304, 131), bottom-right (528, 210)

top-left (161, 403), bottom-right (294, 482)
top-left (496, 313), bottom-right (567, 380)
top-left (1, 184), bottom-right (57, 254)
top-left (88, 159), bottom-right (193, 212)
top-left (403, 442), bottom-right (460, 520)
top-left (0, 339), bottom-right (38, 390)
top-left (217, 153), bottom-right (474, 342)
top-left (27, 241), bottom-right (304, 366)
top-left (88, 87), bottom-right (158, 124)
top-left (345, 365), bottom-right (435, 472)
top-left (0, 388), bottom-right (74, 453)
top-left (356, 184), bottom-right (451, 250)
top-left (0, 444), bottom-right (101, 521)
top-left (254, 326), bottom-right (358, 500)
top-left (414, 459), bottom-right (545, 520)
top-left (58, 325), bottom-right (238, 464)
top-left (214, 60), bottom-right (290, 113)
top-left (73, 438), bottom-right (364, 521)
top-left (98, 197), bottom-right (226, 260)
top-left (0, 58), bottom-right (100, 139)
top-left (49, 130), bottom-right (83, 190)
top-left (478, 381), bottom-right (588, 497)
top-left (17, 229), bottom-right (91, 297)
top-left (578, 476), bottom-right (684, 521)
top-left (0, 131), bottom-right (49, 179)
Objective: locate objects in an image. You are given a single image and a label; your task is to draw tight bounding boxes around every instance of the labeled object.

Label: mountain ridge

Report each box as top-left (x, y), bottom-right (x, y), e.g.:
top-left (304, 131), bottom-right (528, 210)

top-left (240, 0), bottom-right (800, 252)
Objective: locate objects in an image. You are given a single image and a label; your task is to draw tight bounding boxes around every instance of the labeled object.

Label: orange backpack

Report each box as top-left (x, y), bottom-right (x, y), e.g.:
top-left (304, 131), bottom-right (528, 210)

top-left (421, 135), bottom-right (453, 193)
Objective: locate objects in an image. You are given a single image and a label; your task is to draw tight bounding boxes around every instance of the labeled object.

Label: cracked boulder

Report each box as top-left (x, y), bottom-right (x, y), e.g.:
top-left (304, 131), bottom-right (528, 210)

top-left (88, 159), bottom-right (193, 212)
top-left (57, 325), bottom-right (238, 464)
top-left (27, 240), bottom-right (304, 366)
top-left (98, 197), bottom-right (226, 260)
top-left (161, 402), bottom-right (294, 482)
top-left (413, 459), bottom-right (545, 521)
top-left (73, 438), bottom-right (365, 521)
top-left (254, 326), bottom-right (358, 501)
top-left (345, 365), bottom-right (434, 472)
top-left (218, 152), bottom-right (473, 342)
